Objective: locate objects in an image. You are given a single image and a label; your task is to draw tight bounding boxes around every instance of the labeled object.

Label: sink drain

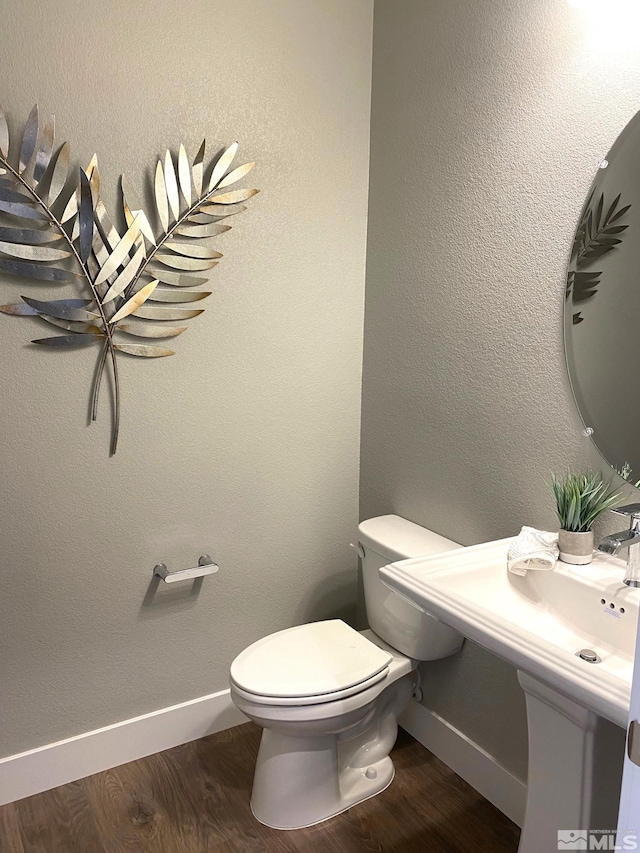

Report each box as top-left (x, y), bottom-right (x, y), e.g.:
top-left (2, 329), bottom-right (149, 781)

top-left (576, 648), bottom-right (601, 663)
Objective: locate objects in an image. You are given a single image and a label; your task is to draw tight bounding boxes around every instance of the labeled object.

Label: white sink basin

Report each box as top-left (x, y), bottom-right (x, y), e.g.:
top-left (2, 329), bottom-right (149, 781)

top-left (381, 538), bottom-right (638, 727)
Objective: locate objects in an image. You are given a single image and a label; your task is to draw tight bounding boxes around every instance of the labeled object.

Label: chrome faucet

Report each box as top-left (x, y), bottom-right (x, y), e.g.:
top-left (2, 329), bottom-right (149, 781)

top-left (598, 503), bottom-right (640, 587)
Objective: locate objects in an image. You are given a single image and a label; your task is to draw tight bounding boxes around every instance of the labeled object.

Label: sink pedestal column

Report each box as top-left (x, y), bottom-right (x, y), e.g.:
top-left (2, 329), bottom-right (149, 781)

top-left (517, 672), bottom-right (624, 853)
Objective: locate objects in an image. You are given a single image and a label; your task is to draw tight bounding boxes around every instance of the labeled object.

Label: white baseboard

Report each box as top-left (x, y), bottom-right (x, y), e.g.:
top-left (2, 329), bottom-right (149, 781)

top-left (0, 689), bottom-right (526, 822)
top-left (0, 688), bottom-right (247, 807)
top-left (399, 699), bottom-right (527, 827)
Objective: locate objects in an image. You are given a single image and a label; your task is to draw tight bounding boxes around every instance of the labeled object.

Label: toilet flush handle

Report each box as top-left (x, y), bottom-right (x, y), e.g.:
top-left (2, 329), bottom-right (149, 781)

top-left (350, 542), bottom-right (365, 559)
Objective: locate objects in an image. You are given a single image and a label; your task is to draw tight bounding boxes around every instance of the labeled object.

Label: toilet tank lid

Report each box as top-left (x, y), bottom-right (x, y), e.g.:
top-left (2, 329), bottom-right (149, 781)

top-left (358, 514), bottom-right (459, 562)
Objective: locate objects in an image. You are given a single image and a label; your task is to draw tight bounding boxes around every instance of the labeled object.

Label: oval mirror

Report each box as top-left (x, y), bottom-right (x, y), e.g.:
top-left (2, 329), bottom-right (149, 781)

top-left (565, 110), bottom-right (640, 486)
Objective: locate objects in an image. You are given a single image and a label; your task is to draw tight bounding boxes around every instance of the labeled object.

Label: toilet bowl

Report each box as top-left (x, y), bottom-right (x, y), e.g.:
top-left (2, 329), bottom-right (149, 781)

top-left (229, 515), bottom-right (464, 830)
top-left (231, 624), bottom-right (415, 829)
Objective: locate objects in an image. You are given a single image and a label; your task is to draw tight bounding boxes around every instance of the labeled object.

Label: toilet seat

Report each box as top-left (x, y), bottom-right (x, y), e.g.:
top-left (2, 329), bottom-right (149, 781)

top-left (230, 666), bottom-right (390, 706)
top-left (230, 619), bottom-right (392, 705)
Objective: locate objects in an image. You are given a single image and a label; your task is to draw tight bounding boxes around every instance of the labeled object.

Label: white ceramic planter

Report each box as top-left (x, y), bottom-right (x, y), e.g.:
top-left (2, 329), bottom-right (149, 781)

top-left (558, 529), bottom-right (594, 565)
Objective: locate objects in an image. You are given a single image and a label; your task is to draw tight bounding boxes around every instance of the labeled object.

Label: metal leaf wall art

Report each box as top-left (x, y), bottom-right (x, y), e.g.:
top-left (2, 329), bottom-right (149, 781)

top-left (0, 105), bottom-right (258, 454)
top-left (566, 190), bottom-right (630, 326)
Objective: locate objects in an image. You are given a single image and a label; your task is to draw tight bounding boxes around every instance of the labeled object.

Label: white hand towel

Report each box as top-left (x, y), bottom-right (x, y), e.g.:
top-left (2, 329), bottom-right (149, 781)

top-left (507, 526), bottom-right (559, 576)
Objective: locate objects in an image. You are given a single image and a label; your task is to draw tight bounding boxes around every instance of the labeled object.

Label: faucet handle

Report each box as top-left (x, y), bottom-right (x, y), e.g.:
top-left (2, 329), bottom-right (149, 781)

top-left (612, 503), bottom-right (640, 521)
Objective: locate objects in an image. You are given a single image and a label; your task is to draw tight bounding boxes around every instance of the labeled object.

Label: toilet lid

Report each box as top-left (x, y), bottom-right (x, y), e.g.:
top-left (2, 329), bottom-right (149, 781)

top-left (230, 620), bottom-right (393, 699)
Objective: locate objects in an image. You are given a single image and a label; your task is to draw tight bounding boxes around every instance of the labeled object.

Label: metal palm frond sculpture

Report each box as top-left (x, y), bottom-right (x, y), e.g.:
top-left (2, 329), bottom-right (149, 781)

top-left (566, 189), bottom-right (630, 326)
top-left (0, 105), bottom-right (258, 454)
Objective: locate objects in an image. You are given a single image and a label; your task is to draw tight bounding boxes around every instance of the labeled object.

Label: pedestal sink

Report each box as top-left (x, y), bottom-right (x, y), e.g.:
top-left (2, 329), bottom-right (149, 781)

top-left (380, 539), bottom-right (638, 853)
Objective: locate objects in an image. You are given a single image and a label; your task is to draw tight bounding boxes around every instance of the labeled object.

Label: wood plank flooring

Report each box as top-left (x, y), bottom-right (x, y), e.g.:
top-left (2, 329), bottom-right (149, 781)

top-left (0, 723), bottom-right (521, 852)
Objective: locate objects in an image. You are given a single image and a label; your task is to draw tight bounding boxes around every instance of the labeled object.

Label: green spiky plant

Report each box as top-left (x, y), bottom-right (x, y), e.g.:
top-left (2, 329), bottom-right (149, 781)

top-left (550, 469), bottom-right (622, 532)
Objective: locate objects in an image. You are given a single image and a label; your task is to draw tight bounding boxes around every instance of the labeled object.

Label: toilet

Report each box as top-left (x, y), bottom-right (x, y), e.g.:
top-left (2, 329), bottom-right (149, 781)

top-left (229, 514), bottom-right (464, 830)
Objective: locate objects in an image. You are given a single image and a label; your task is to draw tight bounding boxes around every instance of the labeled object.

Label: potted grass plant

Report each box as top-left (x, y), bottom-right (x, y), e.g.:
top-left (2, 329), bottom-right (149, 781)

top-left (550, 470), bottom-right (622, 564)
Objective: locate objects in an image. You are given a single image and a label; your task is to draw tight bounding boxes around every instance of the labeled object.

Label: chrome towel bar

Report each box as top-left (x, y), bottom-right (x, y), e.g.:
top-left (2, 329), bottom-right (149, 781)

top-left (153, 555), bottom-right (219, 584)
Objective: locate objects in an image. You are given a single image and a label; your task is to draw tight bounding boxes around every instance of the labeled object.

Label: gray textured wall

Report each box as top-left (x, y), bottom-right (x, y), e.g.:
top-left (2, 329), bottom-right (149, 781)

top-left (363, 0), bottom-right (640, 781)
top-left (0, 0), bottom-right (373, 758)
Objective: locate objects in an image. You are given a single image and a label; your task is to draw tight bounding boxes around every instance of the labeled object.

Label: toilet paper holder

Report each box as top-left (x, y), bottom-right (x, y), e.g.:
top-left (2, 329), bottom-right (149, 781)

top-left (153, 555), bottom-right (219, 584)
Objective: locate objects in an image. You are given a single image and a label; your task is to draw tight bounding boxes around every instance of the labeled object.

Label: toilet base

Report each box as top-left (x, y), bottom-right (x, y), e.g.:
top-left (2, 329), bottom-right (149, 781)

top-left (249, 673), bottom-right (413, 830)
top-left (250, 728), bottom-right (395, 830)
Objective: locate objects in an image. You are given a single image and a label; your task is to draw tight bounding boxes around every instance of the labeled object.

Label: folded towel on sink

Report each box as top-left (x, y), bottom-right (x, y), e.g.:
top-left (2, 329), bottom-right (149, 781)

top-left (507, 526), bottom-right (559, 576)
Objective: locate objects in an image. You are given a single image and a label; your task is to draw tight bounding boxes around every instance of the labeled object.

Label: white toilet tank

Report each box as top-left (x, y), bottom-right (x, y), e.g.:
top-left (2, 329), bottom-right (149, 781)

top-left (358, 514), bottom-right (464, 660)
